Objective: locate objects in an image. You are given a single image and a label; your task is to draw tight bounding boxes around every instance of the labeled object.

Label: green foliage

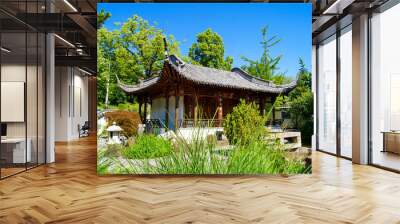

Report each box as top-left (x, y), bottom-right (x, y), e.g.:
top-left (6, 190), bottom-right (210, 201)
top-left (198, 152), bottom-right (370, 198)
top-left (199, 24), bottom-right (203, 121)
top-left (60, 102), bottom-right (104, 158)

top-left (97, 27), bottom-right (128, 106)
top-left (287, 58), bottom-right (313, 145)
top-left (97, 9), bottom-right (111, 29)
top-left (104, 144), bottom-right (123, 157)
top-left (119, 15), bottom-right (180, 79)
top-left (97, 149), bottom-right (111, 175)
top-left (122, 134), bottom-right (173, 159)
top-left (188, 28), bottom-right (233, 71)
top-left (98, 121), bottom-right (310, 175)
top-left (117, 102), bottom-right (139, 112)
top-left (241, 26), bottom-right (291, 84)
top-left (102, 132), bottom-right (310, 175)
top-left (105, 111), bottom-right (142, 137)
top-left (224, 100), bottom-right (267, 145)
top-left (226, 141), bottom-right (309, 174)
top-left (97, 15), bottom-right (181, 107)
top-left (206, 134), bottom-right (217, 149)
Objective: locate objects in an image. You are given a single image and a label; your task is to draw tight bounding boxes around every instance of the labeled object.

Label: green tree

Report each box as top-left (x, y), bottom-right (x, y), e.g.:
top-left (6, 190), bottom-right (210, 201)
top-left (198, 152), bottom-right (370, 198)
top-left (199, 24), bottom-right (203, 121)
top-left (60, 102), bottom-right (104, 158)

top-left (97, 9), bottom-right (111, 29)
top-left (241, 27), bottom-right (290, 84)
top-left (119, 15), bottom-right (180, 80)
top-left (287, 58), bottom-right (313, 145)
top-left (97, 27), bottom-right (122, 108)
top-left (97, 15), bottom-right (181, 107)
top-left (188, 28), bottom-right (233, 70)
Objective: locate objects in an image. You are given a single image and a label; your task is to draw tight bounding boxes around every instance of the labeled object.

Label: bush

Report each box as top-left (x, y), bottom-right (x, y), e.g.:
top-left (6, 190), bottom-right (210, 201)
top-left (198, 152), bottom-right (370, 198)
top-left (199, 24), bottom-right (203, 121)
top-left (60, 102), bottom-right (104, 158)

top-left (287, 59), bottom-right (313, 146)
top-left (224, 100), bottom-right (266, 145)
top-left (288, 90), bottom-right (313, 146)
top-left (117, 102), bottom-right (139, 112)
top-left (105, 110), bottom-right (141, 137)
top-left (122, 134), bottom-right (173, 159)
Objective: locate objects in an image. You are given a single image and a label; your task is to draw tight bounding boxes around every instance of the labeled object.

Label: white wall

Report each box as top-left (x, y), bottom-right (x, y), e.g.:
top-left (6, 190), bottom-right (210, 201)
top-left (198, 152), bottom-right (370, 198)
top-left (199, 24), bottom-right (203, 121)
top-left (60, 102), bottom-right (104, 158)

top-left (177, 127), bottom-right (224, 142)
top-left (1, 65), bottom-right (26, 134)
top-left (151, 95), bottom-right (184, 129)
top-left (1, 62), bottom-right (46, 164)
top-left (151, 97), bottom-right (166, 123)
top-left (54, 67), bottom-right (89, 141)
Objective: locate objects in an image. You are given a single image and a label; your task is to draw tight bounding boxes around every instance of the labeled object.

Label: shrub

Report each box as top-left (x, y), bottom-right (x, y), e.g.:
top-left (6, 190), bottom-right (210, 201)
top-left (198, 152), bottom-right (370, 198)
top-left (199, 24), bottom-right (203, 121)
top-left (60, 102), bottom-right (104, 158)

top-left (224, 100), bottom-right (266, 145)
top-left (117, 102), bottom-right (139, 112)
top-left (122, 134), bottom-right (173, 159)
top-left (288, 90), bottom-right (313, 146)
top-left (105, 110), bottom-right (141, 137)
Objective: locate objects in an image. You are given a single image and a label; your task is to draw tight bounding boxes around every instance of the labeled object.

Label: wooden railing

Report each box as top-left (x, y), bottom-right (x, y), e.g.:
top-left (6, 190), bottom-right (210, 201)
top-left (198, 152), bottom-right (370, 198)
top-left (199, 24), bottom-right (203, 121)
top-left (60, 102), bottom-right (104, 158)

top-left (144, 119), bottom-right (165, 135)
top-left (181, 119), bottom-right (224, 128)
top-left (143, 119), bottom-right (224, 134)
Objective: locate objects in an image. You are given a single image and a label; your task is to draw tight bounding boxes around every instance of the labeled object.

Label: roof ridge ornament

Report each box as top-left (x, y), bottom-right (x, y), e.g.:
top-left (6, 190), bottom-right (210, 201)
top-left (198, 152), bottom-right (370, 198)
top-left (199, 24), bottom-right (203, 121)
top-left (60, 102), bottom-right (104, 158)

top-left (169, 54), bottom-right (186, 68)
top-left (163, 37), bottom-right (169, 60)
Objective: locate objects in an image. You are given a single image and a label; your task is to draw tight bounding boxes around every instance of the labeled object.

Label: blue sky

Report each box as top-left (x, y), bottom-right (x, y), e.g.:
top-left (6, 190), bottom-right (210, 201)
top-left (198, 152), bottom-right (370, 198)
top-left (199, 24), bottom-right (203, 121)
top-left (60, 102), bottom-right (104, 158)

top-left (98, 3), bottom-right (311, 77)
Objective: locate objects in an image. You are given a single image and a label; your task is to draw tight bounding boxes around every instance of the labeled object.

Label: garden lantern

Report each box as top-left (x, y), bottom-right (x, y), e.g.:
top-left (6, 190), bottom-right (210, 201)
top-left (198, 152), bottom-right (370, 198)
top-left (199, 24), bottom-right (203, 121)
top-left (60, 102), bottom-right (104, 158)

top-left (106, 122), bottom-right (123, 144)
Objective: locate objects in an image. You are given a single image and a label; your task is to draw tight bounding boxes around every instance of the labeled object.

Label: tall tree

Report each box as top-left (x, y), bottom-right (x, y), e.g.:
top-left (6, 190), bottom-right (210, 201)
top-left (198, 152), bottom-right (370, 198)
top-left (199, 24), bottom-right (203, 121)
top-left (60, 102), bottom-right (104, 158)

top-left (287, 58), bottom-right (313, 145)
top-left (97, 28), bottom-right (121, 108)
top-left (97, 15), bottom-right (181, 107)
top-left (188, 28), bottom-right (233, 71)
top-left (241, 26), bottom-right (289, 84)
top-left (97, 9), bottom-right (111, 29)
top-left (119, 15), bottom-right (180, 80)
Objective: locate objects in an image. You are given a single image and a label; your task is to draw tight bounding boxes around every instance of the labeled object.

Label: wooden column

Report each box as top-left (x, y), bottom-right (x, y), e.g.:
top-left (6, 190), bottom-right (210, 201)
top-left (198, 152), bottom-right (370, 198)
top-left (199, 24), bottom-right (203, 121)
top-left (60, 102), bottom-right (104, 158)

top-left (194, 91), bottom-right (198, 125)
top-left (174, 86), bottom-right (179, 130)
top-left (245, 94), bottom-right (250, 103)
top-left (143, 96), bottom-right (148, 123)
top-left (259, 96), bottom-right (265, 116)
top-left (272, 96), bottom-right (276, 125)
top-left (138, 97), bottom-right (143, 122)
top-left (165, 89), bottom-right (169, 129)
top-left (217, 95), bottom-right (223, 127)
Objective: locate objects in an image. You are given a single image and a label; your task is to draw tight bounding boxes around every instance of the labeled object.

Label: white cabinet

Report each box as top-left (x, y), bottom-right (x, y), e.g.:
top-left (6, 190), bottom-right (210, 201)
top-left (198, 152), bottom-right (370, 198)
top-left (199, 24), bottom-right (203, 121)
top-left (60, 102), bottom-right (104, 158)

top-left (1, 138), bottom-right (32, 163)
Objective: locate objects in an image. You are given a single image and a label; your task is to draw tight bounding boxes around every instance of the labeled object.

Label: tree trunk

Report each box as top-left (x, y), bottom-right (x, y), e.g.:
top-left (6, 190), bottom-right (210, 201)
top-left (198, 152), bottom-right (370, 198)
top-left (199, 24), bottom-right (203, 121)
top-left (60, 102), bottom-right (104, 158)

top-left (105, 56), bottom-right (111, 109)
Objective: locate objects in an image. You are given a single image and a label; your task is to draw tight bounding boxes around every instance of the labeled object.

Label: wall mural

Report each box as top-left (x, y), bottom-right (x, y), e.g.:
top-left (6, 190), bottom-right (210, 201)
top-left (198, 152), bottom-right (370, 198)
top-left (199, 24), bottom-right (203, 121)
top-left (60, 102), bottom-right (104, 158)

top-left (96, 3), bottom-right (313, 175)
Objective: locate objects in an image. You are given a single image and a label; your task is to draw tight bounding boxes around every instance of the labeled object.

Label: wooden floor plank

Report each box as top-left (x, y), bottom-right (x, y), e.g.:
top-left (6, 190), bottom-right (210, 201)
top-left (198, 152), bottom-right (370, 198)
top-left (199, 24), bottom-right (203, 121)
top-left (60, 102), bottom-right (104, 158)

top-left (0, 136), bottom-right (399, 223)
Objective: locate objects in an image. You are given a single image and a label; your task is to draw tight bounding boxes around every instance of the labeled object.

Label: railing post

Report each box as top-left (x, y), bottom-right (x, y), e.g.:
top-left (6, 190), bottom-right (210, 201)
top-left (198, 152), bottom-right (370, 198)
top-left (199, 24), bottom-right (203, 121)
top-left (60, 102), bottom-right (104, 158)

top-left (165, 88), bottom-right (169, 130)
top-left (174, 86), bottom-right (179, 130)
top-left (217, 95), bottom-right (223, 127)
top-left (138, 96), bottom-right (143, 123)
top-left (194, 91), bottom-right (198, 126)
top-left (259, 96), bottom-right (265, 116)
top-left (144, 96), bottom-right (148, 123)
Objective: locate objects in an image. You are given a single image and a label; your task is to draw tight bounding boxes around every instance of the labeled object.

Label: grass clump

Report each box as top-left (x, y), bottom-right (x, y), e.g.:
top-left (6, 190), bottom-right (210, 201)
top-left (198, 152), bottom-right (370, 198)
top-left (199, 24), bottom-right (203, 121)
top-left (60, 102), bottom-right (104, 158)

top-left (114, 133), bottom-right (310, 175)
top-left (122, 134), bottom-right (173, 159)
top-left (226, 141), bottom-right (309, 174)
top-left (104, 144), bottom-right (123, 157)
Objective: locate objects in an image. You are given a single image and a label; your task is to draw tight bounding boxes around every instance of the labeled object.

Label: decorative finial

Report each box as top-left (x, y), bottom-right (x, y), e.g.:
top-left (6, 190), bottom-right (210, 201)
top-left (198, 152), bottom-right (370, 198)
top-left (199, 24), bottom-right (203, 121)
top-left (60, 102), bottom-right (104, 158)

top-left (163, 37), bottom-right (169, 59)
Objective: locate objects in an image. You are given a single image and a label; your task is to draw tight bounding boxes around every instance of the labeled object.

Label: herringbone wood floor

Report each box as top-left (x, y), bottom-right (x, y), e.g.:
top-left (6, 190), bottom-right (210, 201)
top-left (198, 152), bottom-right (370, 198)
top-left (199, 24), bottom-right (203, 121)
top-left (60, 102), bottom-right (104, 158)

top-left (1, 136), bottom-right (400, 224)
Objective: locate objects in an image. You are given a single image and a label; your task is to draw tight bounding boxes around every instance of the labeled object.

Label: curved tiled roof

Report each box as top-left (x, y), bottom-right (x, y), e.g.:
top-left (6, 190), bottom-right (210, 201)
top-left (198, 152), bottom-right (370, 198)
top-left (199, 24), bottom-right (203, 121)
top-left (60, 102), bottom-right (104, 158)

top-left (118, 55), bottom-right (297, 94)
top-left (117, 75), bottom-right (160, 93)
